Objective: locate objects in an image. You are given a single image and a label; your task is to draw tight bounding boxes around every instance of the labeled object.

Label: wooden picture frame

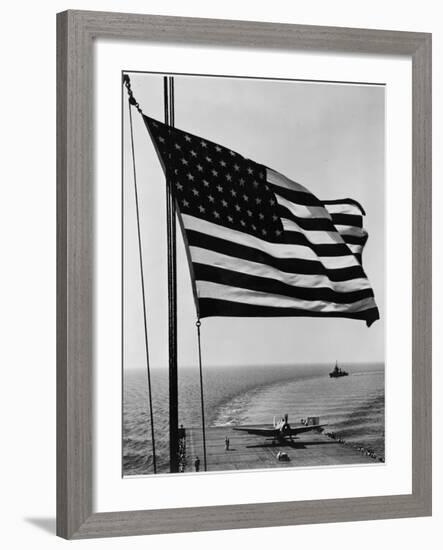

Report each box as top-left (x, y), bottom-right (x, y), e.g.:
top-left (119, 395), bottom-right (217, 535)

top-left (57, 10), bottom-right (432, 539)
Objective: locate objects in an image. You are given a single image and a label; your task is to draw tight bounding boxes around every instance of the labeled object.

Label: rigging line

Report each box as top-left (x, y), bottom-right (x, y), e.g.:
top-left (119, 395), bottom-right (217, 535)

top-left (128, 99), bottom-right (157, 474)
top-left (196, 319), bottom-right (208, 471)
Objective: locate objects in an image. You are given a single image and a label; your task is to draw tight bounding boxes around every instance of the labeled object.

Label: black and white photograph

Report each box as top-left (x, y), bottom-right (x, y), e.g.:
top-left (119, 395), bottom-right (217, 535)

top-left (122, 72), bottom-right (385, 476)
top-left (1, 0), bottom-right (436, 545)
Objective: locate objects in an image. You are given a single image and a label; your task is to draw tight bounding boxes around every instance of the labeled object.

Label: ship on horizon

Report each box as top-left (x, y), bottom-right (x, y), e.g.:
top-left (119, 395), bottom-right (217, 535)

top-left (329, 361), bottom-right (349, 378)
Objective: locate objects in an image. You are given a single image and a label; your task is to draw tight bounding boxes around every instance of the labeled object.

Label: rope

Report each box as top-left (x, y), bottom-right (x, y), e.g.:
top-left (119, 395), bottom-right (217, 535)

top-left (124, 73), bottom-right (207, 475)
top-left (127, 94), bottom-right (157, 474)
top-left (123, 74), bottom-right (143, 114)
top-left (196, 319), bottom-right (207, 471)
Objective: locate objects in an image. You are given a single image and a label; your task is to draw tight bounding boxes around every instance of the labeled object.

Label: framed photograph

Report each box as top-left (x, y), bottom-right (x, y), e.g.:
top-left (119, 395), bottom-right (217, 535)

top-left (57, 10), bottom-right (431, 539)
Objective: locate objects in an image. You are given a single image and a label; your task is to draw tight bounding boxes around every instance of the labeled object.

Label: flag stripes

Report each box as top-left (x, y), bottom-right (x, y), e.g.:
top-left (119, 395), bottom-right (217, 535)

top-left (322, 199), bottom-right (366, 215)
top-left (142, 115), bottom-right (379, 326)
top-left (330, 213), bottom-right (363, 228)
top-left (277, 204), bottom-right (339, 232)
top-left (193, 264), bottom-right (374, 304)
top-left (188, 247), bottom-right (372, 293)
top-left (184, 218), bottom-right (365, 280)
top-left (198, 299), bottom-right (379, 322)
top-left (180, 169), bottom-right (377, 323)
top-left (196, 281), bottom-right (376, 312)
top-left (188, 233), bottom-right (356, 271)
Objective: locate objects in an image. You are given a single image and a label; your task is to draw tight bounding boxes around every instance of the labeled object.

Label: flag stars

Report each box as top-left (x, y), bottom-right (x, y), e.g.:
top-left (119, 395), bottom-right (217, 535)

top-left (147, 121), bottom-right (285, 240)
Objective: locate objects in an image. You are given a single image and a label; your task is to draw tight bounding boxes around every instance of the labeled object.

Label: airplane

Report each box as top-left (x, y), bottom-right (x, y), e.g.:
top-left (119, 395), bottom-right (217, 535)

top-left (233, 414), bottom-right (325, 445)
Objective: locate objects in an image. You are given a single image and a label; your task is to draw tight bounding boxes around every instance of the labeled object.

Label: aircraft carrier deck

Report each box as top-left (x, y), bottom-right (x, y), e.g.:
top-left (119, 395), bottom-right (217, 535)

top-left (182, 425), bottom-right (382, 472)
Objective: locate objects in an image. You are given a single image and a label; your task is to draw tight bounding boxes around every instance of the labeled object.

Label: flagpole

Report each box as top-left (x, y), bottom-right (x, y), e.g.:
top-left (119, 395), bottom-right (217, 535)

top-left (164, 76), bottom-right (179, 473)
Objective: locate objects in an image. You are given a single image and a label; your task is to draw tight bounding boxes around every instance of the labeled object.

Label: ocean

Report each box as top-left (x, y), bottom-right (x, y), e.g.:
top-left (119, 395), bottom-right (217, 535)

top-left (123, 363), bottom-right (384, 475)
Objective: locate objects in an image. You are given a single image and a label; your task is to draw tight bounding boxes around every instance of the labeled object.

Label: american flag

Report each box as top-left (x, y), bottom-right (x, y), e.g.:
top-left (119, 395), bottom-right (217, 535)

top-left (143, 115), bottom-right (379, 327)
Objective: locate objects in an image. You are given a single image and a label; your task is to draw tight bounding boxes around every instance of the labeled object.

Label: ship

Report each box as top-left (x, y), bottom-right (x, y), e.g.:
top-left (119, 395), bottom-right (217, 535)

top-left (329, 361), bottom-right (348, 378)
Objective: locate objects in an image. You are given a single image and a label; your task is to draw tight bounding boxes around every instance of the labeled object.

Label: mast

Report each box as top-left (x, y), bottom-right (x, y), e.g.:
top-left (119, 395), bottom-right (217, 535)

top-left (164, 76), bottom-right (179, 473)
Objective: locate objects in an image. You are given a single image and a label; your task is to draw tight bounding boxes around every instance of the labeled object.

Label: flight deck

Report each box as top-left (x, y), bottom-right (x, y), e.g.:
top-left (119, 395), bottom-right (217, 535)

top-left (183, 425), bottom-right (381, 473)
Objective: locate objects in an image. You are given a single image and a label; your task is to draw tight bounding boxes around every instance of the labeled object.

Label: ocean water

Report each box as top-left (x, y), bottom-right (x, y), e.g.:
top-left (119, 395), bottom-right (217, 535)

top-left (123, 363), bottom-right (384, 475)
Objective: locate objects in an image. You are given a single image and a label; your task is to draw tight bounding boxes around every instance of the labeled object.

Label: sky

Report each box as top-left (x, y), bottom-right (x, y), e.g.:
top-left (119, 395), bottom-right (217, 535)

top-left (123, 73), bottom-right (385, 370)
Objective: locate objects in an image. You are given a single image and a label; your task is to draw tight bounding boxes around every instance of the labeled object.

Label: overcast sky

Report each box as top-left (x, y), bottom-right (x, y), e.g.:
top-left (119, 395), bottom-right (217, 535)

top-left (123, 73), bottom-right (385, 370)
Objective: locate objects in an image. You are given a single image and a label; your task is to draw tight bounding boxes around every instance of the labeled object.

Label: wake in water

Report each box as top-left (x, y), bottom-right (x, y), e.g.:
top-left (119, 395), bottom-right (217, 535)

top-left (123, 363), bottom-right (384, 475)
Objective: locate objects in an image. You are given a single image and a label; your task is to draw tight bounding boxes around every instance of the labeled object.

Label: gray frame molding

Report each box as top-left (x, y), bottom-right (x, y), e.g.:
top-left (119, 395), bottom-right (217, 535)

top-left (57, 10), bottom-right (432, 539)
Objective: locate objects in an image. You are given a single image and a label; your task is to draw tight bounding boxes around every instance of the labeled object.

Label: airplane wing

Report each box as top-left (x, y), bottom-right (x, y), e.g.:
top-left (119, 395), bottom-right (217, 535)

top-left (288, 424), bottom-right (325, 436)
top-left (233, 426), bottom-right (277, 437)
